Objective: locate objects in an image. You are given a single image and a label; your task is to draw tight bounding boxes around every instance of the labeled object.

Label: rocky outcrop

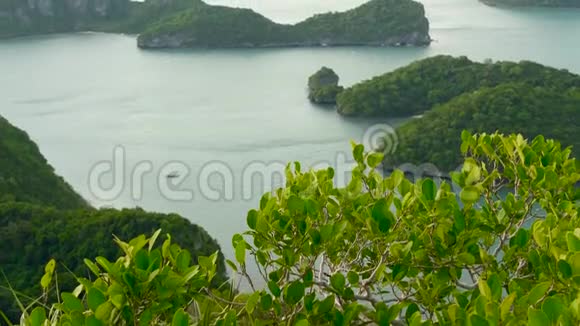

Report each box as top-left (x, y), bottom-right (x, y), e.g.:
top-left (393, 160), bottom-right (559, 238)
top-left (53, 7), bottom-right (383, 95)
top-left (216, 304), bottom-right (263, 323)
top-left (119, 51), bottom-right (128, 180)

top-left (308, 67), bottom-right (344, 105)
top-left (137, 0), bottom-right (432, 49)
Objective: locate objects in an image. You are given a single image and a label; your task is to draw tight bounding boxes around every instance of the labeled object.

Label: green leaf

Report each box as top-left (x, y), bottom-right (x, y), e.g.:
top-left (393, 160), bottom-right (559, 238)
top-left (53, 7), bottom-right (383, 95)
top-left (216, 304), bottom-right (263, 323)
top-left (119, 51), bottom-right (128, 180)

top-left (470, 315), bottom-right (489, 326)
top-left (148, 229), bottom-right (162, 252)
top-left (347, 271), bottom-right (359, 285)
top-left (500, 293), bottom-right (516, 321)
top-left (527, 282), bottom-right (551, 305)
top-left (225, 259), bottom-right (238, 273)
top-left (246, 292), bottom-right (260, 314)
top-left (528, 308), bottom-right (549, 326)
top-left (95, 301), bottom-right (113, 321)
top-left (371, 198), bottom-right (394, 233)
top-left (478, 279), bottom-right (492, 299)
top-left (542, 296), bottom-right (566, 322)
top-left (367, 152), bottom-right (384, 168)
top-left (172, 308), bottom-right (190, 326)
top-left (457, 253), bottom-right (475, 265)
top-left (295, 319), bottom-right (309, 326)
top-left (421, 179), bottom-right (437, 201)
top-left (460, 186), bottom-right (480, 204)
top-left (353, 144), bottom-right (364, 163)
top-left (29, 307), bottom-right (46, 326)
top-left (61, 292), bottom-right (84, 313)
top-left (284, 281), bottom-right (305, 305)
top-left (510, 229), bottom-right (529, 248)
top-left (87, 288), bottom-right (106, 312)
top-left (558, 260), bottom-right (572, 279)
top-left (268, 281), bottom-right (281, 297)
top-left (567, 232), bottom-right (580, 252)
top-left (330, 273), bottom-right (346, 293)
top-left (84, 259), bottom-right (101, 277)
top-left (247, 210), bottom-right (258, 230)
top-left (317, 295), bottom-right (335, 314)
top-left (288, 195), bottom-right (305, 214)
top-left (235, 240), bottom-right (246, 265)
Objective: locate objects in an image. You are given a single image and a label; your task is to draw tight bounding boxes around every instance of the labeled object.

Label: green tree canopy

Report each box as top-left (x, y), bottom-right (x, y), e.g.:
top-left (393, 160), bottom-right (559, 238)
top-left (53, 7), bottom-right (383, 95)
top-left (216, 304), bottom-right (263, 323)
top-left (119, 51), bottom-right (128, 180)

top-left (336, 55), bottom-right (580, 117)
top-left (14, 132), bottom-right (580, 325)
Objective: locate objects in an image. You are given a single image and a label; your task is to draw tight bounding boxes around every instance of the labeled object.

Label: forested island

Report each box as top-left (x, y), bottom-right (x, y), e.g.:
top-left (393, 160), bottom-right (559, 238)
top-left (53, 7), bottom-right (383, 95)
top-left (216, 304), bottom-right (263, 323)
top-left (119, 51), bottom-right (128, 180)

top-left (137, 0), bottom-right (431, 48)
top-left (385, 83), bottom-right (580, 171)
top-left (308, 67), bottom-right (343, 104)
top-left (306, 56), bottom-right (580, 172)
top-left (480, 0), bottom-right (580, 7)
top-left (0, 115), bottom-right (226, 322)
top-left (0, 0), bottom-right (432, 49)
top-left (334, 55), bottom-right (580, 117)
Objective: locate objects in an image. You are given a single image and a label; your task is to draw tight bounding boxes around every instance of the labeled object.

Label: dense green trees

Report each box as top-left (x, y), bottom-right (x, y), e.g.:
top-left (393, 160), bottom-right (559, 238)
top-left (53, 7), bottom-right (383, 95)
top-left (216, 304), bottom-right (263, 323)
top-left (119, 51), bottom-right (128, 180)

top-left (385, 84), bottom-right (580, 171)
top-left (14, 133), bottom-right (580, 325)
top-left (137, 0), bottom-right (431, 48)
top-left (0, 115), bottom-right (227, 323)
top-left (336, 56), bottom-right (580, 117)
top-left (0, 203), bottom-right (226, 323)
top-left (0, 116), bottom-right (87, 209)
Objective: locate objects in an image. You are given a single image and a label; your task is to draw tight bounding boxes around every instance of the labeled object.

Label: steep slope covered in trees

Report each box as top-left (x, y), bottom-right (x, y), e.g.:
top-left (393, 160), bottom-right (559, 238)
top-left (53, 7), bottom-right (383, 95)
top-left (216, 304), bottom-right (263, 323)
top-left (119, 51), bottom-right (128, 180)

top-left (384, 84), bottom-right (580, 171)
top-left (0, 203), bottom-right (226, 322)
top-left (336, 56), bottom-right (580, 117)
top-left (0, 115), bottom-right (87, 209)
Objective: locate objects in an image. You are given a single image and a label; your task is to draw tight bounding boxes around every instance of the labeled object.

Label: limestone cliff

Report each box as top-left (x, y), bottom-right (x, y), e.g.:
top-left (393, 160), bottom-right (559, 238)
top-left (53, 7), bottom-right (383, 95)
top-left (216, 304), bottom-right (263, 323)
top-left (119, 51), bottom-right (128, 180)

top-left (137, 0), bottom-right (431, 49)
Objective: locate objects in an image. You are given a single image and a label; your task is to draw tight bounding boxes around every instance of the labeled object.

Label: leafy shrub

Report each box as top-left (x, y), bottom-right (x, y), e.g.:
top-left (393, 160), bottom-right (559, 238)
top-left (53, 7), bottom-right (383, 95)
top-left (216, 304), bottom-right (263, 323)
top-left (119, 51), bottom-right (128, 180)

top-left (9, 132), bottom-right (580, 325)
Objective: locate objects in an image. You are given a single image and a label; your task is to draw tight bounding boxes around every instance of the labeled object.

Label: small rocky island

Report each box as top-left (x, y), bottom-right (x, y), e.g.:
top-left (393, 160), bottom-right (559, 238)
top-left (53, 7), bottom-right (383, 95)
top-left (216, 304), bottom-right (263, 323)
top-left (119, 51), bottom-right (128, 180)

top-left (480, 0), bottom-right (580, 7)
top-left (307, 67), bottom-right (344, 105)
top-left (137, 0), bottom-right (431, 49)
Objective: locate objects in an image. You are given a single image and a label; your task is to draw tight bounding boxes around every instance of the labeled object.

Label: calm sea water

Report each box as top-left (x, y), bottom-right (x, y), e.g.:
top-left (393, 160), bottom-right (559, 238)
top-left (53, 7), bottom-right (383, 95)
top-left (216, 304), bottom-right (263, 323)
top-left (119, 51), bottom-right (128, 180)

top-left (1, 0), bottom-right (579, 265)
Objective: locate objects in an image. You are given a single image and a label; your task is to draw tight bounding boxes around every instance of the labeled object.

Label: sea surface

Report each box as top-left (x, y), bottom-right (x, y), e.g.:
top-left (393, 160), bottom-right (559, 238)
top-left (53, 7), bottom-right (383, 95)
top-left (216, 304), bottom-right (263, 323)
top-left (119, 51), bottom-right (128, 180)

top-left (1, 0), bottom-right (579, 272)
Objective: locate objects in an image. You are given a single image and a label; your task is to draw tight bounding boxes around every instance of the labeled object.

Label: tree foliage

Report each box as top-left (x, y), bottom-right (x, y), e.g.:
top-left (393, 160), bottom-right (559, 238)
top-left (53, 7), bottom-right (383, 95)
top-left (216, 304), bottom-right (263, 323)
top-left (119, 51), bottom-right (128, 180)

top-left (13, 133), bottom-right (580, 325)
top-left (0, 204), bottom-right (226, 323)
top-left (137, 0), bottom-right (430, 48)
top-left (336, 55), bottom-right (580, 117)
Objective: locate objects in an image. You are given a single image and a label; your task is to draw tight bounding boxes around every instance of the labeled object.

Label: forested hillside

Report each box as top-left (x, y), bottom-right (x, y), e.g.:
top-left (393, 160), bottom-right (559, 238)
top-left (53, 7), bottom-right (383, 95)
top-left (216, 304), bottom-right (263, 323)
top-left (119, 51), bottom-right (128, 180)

top-left (384, 84), bottom-right (580, 171)
top-left (0, 115), bottom-right (87, 209)
top-left (336, 56), bottom-right (580, 117)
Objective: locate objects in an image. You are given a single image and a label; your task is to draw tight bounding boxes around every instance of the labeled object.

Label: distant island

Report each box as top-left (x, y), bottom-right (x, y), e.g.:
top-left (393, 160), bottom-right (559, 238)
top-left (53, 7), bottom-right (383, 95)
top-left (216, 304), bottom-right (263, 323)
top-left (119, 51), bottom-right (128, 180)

top-left (306, 56), bottom-right (580, 171)
top-left (0, 0), bottom-right (431, 49)
top-left (480, 0), bottom-right (580, 7)
top-left (324, 55), bottom-right (580, 117)
top-left (308, 67), bottom-right (344, 105)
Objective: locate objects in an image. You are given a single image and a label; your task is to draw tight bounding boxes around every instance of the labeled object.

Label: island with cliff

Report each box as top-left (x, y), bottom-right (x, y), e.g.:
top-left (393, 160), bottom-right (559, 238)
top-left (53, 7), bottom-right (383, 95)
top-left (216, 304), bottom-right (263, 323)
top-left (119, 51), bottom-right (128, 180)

top-left (0, 0), bottom-right (432, 49)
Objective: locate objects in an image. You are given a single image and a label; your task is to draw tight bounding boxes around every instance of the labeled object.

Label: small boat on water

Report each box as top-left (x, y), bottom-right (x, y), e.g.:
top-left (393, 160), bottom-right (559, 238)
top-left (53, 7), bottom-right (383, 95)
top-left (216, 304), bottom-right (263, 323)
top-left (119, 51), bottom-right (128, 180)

top-left (166, 172), bottom-right (180, 179)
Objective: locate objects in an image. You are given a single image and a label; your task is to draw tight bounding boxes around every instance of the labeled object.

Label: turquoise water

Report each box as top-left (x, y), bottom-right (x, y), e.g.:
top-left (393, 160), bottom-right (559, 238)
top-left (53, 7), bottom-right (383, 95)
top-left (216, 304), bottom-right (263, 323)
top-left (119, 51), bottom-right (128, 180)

top-left (0, 0), bottom-right (579, 265)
